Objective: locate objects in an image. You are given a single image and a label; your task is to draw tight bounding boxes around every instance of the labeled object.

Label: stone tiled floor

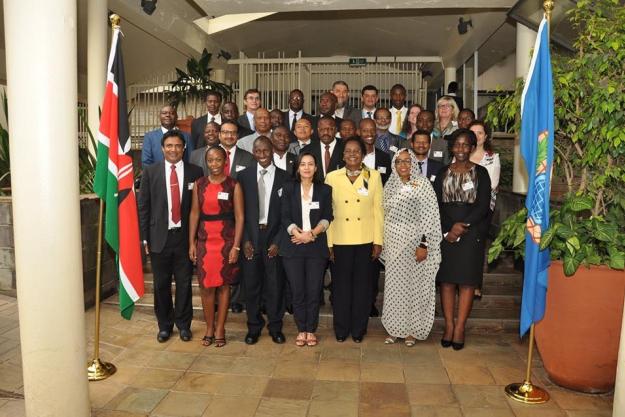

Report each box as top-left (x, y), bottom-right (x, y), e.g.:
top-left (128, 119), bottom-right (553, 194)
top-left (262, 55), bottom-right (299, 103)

top-left (0, 294), bottom-right (615, 417)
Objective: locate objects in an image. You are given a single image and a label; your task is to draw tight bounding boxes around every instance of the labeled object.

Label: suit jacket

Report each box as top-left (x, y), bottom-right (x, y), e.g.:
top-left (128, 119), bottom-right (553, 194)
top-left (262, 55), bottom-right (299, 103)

top-left (282, 110), bottom-right (314, 142)
top-left (189, 146), bottom-right (208, 175)
top-left (374, 132), bottom-right (407, 159)
top-left (301, 139), bottom-right (345, 182)
top-left (312, 115), bottom-right (343, 134)
top-left (324, 167), bottom-right (384, 247)
top-left (279, 181), bottom-right (333, 258)
top-left (237, 114), bottom-right (253, 132)
top-left (373, 148), bottom-right (392, 185)
top-left (275, 152), bottom-right (298, 178)
top-left (338, 105), bottom-right (361, 124)
top-left (141, 128), bottom-right (192, 167)
top-left (430, 137), bottom-right (451, 165)
top-left (137, 161), bottom-right (203, 253)
top-left (228, 147), bottom-right (255, 180)
top-left (287, 139), bottom-right (313, 156)
top-left (425, 158), bottom-right (444, 183)
top-left (238, 164), bottom-right (289, 250)
top-left (190, 113), bottom-right (220, 150)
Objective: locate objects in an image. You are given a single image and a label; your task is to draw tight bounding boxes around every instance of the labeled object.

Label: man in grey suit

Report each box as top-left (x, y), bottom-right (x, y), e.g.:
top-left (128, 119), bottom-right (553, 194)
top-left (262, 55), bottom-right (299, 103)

top-left (374, 108), bottom-right (407, 159)
top-left (238, 108), bottom-right (272, 153)
top-left (189, 121), bottom-right (221, 175)
top-left (331, 81), bottom-right (360, 123)
top-left (418, 110), bottom-right (450, 164)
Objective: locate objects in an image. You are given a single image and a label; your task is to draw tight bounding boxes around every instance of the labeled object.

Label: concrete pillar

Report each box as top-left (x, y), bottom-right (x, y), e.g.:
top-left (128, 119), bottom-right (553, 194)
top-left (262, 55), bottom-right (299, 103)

top-left (444, 67), bottom-right (457, 94)
top-left (4, 1), bottom-right (90, 416)
top-left (87, 0), bottom-right (108, 157)
top-left (613, 297), bottom-right (625, 416)
top-left (213, 69), bottom-right (226, 83)
top-left (513, 23), bottom-right (537, 194)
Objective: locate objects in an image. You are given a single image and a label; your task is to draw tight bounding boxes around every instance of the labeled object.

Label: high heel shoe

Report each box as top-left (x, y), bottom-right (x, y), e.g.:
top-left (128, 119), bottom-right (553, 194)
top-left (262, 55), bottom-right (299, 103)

top-left (440, 339), bottom-right (452, 348)
top-left (452, 341), bottom-right (464, 351)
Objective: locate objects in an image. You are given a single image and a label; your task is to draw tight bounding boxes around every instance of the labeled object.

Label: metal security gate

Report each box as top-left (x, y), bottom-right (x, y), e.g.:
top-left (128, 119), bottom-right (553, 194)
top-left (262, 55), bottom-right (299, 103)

top-left (230, 52), bottom-right (442, 114)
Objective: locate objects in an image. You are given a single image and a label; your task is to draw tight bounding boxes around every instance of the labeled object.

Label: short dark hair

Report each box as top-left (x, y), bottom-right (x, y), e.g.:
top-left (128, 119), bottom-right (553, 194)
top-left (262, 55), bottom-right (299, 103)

top-left (390, 84), bottom-right (406, 94)
top-left (361, 85), bottom-right (378, 95)
top-left (253, 135), bottom-right (273, 150)
top-left (205, 90), bottom-right (222, 101)
top-left (448, 81), bottom-right (459, 94)
top-left (460, 108), bottom-right (476, 119)
top-left (295, 151), bottom-right (321, 183)
top-left (161, 130), bottom-right (185, 147)
top-left (332, 80), bottom-right (349, 90)
top-left (411, 129), bottom-right (432, 142)
top-left (206, 121), bottom-right (221, 131)
top-left (420, 109), bottom-right (435, 118)
top-left (244, 88), bottom-right (260, 99)
top-left (206, 144), bottom-right (227, 161)
top-left (317, 115), bottom-right (336, 127)
top-left (452, 128), bottom-right (477, 148)
top-left (343, 136), bottom-right (367, 155)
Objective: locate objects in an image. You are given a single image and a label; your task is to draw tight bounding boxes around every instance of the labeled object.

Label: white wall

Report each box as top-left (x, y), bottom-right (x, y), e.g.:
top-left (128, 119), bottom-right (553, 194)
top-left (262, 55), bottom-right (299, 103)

top-left (478, 52), bottom-right (516, 91)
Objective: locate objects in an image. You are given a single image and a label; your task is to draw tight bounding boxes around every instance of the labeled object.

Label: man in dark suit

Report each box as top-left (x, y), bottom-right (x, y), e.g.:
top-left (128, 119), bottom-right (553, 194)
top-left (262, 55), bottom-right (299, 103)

top-left (221, 101), bottom-right (253, 138)
top-left (239, 136), bottom-right (289, 345)
top-left (138, 131), bottom-right (203, 343)
top-left (410, 130), bottom-right (444, 183)
top-left (282, 89), bottom-right (314, 142)
top-left (312, 92), bottom-right (342, 134)
top-left (189, 121), bottom-right (221, 175)
top-left (356, 85), bottom-right (380, 125)
top-left (331, 80), bottom-right (360, 123)
top-left (339, 119), bottom-right (357, 140)
top-left (417, 110), bottom-right (450, 165)
top-left (271, 126), bottom-right (297, 177)
top-left (142, 105), bottom-right (192, 166)
top-left (237, 88), bottom-right (261, 132)
top-left (359, 119), bottom-right (392, 185)
top-left (218, 121), bottom-right (255, 181)
top-left (374, 107), bottom-right (408, 159)
top-left (190, 91), bottom-right (222, 150)
top-left (302, 116), bottom-right (345, 182)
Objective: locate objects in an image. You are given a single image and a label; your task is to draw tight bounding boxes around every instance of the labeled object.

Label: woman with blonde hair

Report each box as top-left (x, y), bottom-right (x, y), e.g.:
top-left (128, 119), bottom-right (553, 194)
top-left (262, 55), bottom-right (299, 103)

top-left (433, 96), bottom-right (459, 140)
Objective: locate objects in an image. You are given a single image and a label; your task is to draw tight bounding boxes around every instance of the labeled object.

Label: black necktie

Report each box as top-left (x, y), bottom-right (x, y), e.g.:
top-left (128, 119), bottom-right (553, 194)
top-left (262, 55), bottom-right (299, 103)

top-left (291, 114), bottom-right (297, 132)
top-left (418, 161), bottom-right (424, 175)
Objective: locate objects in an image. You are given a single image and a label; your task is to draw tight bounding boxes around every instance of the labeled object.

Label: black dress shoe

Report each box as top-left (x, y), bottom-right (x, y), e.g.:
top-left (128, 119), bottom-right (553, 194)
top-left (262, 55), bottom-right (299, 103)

top-left (452, 341), bottom-right (465, 351)
top-left (370, 306), bottom-right (379, 317)
top-left (245, 332), bottom-right (260, 345)
top-left (352, 336), bottom-right (363, 343)
top-left (230, 303), bottom-right (243, 313)
top-left (441, 339), bottom-right (453, 348)
top-left (336, 336), bottom-right (346, 342)
top-left (157, 330), bottom-right (171, 343)
top-left (286, 305), bottom-right (293, 315)
top-left (179, 329), bottom-right (192, 342)
top-left (270, 331), bottom-right (286, 344)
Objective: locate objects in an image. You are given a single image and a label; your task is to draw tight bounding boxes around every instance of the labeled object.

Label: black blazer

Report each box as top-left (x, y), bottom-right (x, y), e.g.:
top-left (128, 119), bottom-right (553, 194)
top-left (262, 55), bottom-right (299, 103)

top-left (281, 152), bottom-right (298, 178)
top-left (373, 148), bottom-right (392, 185)
top-left (279, 180), bottom-right (333, 258)
top-left (238, 164), bottom-right (289, 251)
top-left (301, 139), bottom-right (345, 182)
top-left (237, 114), bottom-right (253, 132)
top-left (283, 111), bottom-right (314, 142)
top-left (138, 161), bottom-right (203, 253)
top-left (426, 158), bottom-right (444, 183)
top-left (229, 147), bottom-right (255, 180)
top-left (190, 113), bottom-right (215, 150)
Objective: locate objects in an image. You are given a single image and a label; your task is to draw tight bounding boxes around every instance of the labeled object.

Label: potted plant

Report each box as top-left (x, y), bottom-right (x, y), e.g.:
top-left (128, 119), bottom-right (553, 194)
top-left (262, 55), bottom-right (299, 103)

top-left (166, 48), bottom-right (232, 131)
top-left (486, 0), bottom-right (625, 393)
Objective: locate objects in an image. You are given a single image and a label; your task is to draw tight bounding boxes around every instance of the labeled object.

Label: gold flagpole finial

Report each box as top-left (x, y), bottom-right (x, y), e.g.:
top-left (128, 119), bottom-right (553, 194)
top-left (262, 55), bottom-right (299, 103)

top-left (544, 0), bottom-right (555, 23)
top-left (110, 14), bottom-right (121, 29)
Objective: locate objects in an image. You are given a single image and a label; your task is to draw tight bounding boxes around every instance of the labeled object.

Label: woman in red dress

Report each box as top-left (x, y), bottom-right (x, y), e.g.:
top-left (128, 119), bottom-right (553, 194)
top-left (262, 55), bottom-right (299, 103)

top-left (189, 146), bottom-right (244, 347)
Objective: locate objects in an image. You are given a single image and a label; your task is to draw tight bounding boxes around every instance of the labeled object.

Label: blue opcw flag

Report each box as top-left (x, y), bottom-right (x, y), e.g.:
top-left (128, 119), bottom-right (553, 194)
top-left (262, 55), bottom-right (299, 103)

top-left (519, 17), bottom-right (555, 337)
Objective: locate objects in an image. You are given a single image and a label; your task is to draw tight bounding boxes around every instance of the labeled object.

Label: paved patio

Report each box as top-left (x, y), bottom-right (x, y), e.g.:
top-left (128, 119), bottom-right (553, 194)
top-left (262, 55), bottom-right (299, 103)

top-left (0, 294), bottom-right (614, 417)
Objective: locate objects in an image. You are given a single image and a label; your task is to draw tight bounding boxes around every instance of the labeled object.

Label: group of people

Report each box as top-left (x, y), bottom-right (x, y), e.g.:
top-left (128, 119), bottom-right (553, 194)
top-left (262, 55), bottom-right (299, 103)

top-left (137, 80), bottom-right (501, 350)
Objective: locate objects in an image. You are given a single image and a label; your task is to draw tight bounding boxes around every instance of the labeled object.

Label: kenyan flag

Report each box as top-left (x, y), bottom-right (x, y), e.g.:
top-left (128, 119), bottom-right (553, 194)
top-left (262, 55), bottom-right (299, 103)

top-left (93, 26), bottom-right (144, 319)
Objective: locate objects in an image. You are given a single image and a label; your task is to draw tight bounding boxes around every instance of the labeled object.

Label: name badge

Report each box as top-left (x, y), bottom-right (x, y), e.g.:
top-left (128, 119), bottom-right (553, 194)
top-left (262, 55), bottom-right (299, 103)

top-left (401, 185), bottom-right (412, 193)
top-left (462, 181), bottom-right (475, 191)
top-left (390, 145), bottom-right (398, 153)
top-left (217, 192), bottom-right (229, 200)
top-left (309, 201), bottom-right (320, 209)
top-left (377, 166), bottom-right (387, 174)
top-left (429, 175), bottom-right (436, 182)
top-left (357, 187), bottom-right (369, 196)
top-left (277, 188), bottom-right (283, 197)
top-left (187, 182), bottom-right (194, 190)
top-left (433, 151), bottom-right (443, 158)
top-left (235, 165), bottom-right (246, 172)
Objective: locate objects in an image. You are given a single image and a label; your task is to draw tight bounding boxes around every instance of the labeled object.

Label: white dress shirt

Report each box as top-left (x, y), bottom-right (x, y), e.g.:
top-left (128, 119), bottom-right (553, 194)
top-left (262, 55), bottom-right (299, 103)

top-left (389, 106), bottom-right (407, 135)
top-left (320, 139), bottom-right (337, 177)
top-left (301, 183), bottom-right (313, 231)
top-left (361, 108), bottom-right (376, 119)
top-left (273, 152), bottom-right (288, 171)
top-left (334, 107), bottom-right (345, 119)
top-left (164, 160), bottom-right (184, 229)
top-left (246, 111), bottom-right (255, 131)
top-left (363, 151), bottom-right (376, 169)
top-left (207, 112), bottom-right (222, 125)
top-left (288, 109), bottom-right (303, 130)
top-left (257, 163), bottom-right (276, 224)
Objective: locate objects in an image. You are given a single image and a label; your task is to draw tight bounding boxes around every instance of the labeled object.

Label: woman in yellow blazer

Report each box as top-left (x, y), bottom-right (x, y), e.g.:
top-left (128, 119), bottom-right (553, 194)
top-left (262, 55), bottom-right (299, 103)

top-left (325, 136), bottom-right (384, 343)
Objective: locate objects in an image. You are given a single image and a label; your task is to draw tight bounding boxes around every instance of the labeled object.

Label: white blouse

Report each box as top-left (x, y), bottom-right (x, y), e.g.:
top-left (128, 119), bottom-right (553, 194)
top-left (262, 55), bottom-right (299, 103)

top-left (301, 184), bottom-right (313, 231)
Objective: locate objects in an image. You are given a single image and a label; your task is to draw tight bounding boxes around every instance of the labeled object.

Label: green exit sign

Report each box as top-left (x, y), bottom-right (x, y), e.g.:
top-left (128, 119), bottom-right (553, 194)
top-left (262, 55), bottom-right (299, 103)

top-left (349, 58), bottom-right (367, 67)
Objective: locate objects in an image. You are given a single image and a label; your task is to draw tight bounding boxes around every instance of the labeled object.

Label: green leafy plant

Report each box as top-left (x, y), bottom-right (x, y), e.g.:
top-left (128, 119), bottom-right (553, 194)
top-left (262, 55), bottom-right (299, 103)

top-left (0, 93), bottom-right (10, 194)
top-left (78, 109), bottom-right (97, 194)
top-left (487, 0), bottom-right (625, 276)
top-left (167, 48), bottom-right (232, 112)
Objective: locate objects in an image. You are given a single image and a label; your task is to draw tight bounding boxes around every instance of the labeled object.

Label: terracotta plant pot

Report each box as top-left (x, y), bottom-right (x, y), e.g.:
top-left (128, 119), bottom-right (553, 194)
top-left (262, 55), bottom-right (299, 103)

top-left (535, 261), bottom-right (625, 393)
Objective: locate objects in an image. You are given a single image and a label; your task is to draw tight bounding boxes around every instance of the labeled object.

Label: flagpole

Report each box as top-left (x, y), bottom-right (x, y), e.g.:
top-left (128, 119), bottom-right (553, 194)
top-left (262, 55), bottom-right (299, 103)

top-left (86, 13), bottom-right (121, 382)
top-left (505, 0), bottom-right (554, 404)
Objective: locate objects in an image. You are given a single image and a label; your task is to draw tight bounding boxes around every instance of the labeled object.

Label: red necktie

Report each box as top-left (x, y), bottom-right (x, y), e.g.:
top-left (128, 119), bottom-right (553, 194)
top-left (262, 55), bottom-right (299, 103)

top-left (324, 144), bottom-right (331, 175)
top-left (224, 150), bottom-right (231, 175)
top-left (170, 164), bottom-right (181, 224)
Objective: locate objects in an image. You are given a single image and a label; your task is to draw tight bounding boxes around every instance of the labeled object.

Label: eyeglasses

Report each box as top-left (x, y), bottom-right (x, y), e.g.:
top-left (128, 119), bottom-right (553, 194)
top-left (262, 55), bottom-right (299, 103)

top-left (221, 130), bottom-right (237, 136)
top-left (437, 104), bottom-right (451, 109)
top-left (394, 159), bottom-right (411, 165)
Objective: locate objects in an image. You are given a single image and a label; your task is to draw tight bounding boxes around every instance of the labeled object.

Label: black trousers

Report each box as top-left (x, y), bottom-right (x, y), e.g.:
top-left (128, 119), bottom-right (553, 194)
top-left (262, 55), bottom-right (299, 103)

top-left (241, 228), bottom-right (285, 334)
top-left (150, 229), bottom-right (193, 332)
top-left (283, 256), bottom-right (327, 333)
top-left (370, 259), bottom-right (382, 308)
top-left (331, 243), bottom-right (374, 338)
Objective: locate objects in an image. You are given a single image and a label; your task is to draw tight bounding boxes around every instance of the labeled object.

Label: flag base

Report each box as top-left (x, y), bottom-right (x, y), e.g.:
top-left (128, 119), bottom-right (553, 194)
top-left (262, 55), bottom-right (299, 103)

top-left (87, 358), bottom-right (117, 381)
top-left (505, 381), bottom-right (550, 404)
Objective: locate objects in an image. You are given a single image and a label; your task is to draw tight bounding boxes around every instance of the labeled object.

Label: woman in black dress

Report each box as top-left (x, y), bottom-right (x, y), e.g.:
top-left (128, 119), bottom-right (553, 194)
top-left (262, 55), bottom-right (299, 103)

top-left (433, 129), bottom-right (491, 350)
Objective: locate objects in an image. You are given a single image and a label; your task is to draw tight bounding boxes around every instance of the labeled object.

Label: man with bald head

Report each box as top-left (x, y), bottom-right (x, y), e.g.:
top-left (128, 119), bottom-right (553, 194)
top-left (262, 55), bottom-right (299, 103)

top-left (287, 118), bottom-right (313, 155)
top-left (142, 105), bottom-right (192, 166)
top-left (238, 108), bottom-right (272, 153)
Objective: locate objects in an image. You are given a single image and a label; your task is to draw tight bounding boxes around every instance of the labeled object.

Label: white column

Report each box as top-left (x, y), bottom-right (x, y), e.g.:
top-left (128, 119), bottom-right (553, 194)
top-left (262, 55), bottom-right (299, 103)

top-left (87, 0), bottom-right (108, 157)
top-left (613, 297), bottom-right (625, 417)
top-left (213, 69), bottom-right (226, 83)
top-left (4, 1), bottom-right (90, 416)
top-left (513, 23), bottom-right (537, 194)
top-left (444, 67), bottom-right (457, 94)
